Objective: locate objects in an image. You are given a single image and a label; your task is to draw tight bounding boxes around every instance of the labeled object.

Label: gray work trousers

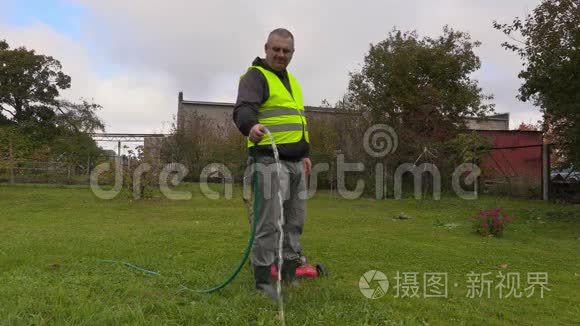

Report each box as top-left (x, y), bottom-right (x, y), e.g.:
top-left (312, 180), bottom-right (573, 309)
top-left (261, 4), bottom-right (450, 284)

top-left (247, 156), bottom-right (307, 267)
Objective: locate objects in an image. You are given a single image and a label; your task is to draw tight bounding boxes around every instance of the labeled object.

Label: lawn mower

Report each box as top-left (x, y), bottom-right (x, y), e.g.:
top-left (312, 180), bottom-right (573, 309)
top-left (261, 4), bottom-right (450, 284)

top-left (243, 188), bottom-right (328, 280)
top-left (270, 255), bottom-right (328, 279)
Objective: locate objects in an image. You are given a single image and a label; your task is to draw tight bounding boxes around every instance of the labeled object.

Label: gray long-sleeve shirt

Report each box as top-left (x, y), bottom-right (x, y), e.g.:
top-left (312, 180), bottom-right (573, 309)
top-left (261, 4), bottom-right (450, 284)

top-left (233, 57), bottom-right (309, 161)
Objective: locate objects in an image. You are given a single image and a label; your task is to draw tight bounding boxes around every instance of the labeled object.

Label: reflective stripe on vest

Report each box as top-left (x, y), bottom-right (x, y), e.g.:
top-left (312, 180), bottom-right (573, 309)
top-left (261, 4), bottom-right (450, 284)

top-left (266, 123), bottom-right (304, 132)
top-left (245, 65), bottom-right (309, 147)
top-left (258, 107), bottom-right (303, 119)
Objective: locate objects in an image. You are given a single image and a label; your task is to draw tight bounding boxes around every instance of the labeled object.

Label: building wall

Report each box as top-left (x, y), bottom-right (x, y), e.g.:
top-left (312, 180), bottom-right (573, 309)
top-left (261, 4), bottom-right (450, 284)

top-left (143, 136), bottom-right (166, 161)
top-left (178, 97), bottom-right (510, 133)
top-left (477, 130), bottom-right (544, 197)
top-left (178, 102), bottom-right (233, 131)
top-left (464, 119), bottom-right (508, 131)
top-left (177, 100), bottom-right (343, 132)
top-left (464, 113), bottom-right (509, 131)
top-left (175, 95), bottom-right (546, 197)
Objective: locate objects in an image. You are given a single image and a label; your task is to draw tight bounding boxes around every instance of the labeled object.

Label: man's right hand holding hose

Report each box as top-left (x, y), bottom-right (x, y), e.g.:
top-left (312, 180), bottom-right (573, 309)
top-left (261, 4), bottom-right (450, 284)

top-left (249, 123), bottom-right (266, 143)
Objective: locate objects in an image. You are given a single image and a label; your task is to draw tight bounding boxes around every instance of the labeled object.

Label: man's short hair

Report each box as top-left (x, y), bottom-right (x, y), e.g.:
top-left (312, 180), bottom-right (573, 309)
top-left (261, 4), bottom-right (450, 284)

top-left (268, 28), bottom-right (294, 40)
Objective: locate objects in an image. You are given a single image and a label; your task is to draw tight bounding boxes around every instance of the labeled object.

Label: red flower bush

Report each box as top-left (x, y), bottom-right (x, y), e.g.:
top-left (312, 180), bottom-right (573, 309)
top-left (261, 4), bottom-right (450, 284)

top-left (472, 208), bottom-right (513, 237)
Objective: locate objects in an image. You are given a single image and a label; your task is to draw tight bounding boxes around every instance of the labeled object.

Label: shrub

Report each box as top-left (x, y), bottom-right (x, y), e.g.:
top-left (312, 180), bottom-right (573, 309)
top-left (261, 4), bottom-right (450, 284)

top-left (472, 208), bottom-right (513, 237)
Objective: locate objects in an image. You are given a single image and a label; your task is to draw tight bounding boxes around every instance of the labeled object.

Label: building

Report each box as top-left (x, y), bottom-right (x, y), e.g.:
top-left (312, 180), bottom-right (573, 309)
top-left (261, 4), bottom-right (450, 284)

top-left (177, 92), bottom-right (341, 132)
top-left (478, 130), bottom-right (544, 195)
top-left (177, 92), bottom-right (511, 132)
top-left (174, 92), bottom-right (545, 197)
top-left (464, 113), bottom-right (510, 131)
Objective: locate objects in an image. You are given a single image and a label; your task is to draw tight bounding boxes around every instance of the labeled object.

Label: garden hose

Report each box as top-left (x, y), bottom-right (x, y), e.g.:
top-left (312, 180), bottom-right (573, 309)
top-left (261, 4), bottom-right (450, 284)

top-left (99, 128), bottom-right (287, 325)
top-left (193, 145), bottom-right (262, 293)
top-left (99, 128), bottom-right (283, 296)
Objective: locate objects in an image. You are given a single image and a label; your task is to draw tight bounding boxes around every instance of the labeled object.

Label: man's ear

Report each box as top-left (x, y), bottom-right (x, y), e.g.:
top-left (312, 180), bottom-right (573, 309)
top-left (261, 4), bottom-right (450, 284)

top-left (264, 43), bottom-right (268, 52)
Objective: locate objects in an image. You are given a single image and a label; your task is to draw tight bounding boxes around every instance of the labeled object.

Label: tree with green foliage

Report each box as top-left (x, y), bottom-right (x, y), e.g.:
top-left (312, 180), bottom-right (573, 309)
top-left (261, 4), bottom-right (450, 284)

top-left (493, 0), bottom-right (580, 167)
top-left (0, 38), bottom-right (105, 163)
top-left (446, 131), bottom-right (493, 163)
top-left (1, 39), bottom-right (69, 126)
top-left (345, 26), bottom-right (495, 148)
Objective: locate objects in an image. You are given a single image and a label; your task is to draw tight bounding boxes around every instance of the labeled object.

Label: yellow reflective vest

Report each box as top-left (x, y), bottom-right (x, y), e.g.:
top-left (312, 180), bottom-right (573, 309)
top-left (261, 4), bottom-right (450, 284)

top-left (245, 66), bottom-right (309, 148)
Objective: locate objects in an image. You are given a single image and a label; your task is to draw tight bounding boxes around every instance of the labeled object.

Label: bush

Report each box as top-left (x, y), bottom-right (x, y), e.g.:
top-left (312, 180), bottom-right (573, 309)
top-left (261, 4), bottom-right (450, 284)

top-left (471, 208), bottom-right (513, 237)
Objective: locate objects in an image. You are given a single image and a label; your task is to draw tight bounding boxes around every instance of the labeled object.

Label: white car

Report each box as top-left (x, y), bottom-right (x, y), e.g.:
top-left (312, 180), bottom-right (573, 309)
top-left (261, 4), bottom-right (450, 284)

top-left (551, 167), bottom-right (579, 183)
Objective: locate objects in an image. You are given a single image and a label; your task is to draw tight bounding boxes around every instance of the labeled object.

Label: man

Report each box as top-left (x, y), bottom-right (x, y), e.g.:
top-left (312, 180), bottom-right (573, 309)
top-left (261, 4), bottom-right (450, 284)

top-left (233, 28), bottom-right (312, 300)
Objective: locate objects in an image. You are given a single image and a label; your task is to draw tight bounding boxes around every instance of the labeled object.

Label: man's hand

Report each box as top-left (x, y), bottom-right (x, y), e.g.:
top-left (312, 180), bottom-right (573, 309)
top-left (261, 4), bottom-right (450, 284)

top-left (249, 124), bottom-right (265, 143)
top-left (303, 157), bottom-right (312, 176)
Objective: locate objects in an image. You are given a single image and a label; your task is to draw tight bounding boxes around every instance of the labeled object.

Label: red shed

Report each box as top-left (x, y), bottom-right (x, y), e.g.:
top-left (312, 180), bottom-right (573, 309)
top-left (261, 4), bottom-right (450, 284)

top-left (477, 130), bottom-right (544, 197)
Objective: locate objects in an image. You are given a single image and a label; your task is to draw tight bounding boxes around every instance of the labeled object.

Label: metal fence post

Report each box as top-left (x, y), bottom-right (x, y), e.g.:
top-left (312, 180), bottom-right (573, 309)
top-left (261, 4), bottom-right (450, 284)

top-left (87, 155), bottom-right (91, 183)
top-left (8, 133), bottom-right (14, 184)
top-left (542, 143), bottom-right (550, 201)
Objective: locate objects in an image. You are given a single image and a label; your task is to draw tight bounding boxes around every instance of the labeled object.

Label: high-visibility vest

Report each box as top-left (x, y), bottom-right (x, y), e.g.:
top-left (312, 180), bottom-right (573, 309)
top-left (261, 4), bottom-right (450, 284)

top-left (245, 65), bottom-right (309, 148)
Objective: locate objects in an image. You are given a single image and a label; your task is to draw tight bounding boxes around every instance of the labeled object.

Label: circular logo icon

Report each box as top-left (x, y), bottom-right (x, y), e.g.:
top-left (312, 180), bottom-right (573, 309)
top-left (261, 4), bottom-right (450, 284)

top-left (359, 270), bottom-right (389, 299)
top-left (363, 124), bottom-right (398, 158)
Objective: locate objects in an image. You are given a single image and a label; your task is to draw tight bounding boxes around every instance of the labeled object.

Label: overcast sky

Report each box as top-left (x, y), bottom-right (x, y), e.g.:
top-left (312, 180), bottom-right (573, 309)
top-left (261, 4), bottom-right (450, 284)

top-left (1, 0), bottom-right (543, 143)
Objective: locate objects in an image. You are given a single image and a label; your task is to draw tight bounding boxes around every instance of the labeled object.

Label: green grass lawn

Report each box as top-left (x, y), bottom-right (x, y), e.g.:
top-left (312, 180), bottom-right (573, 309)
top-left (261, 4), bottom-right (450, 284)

top-left (0, 183), bottom-right (579, 325)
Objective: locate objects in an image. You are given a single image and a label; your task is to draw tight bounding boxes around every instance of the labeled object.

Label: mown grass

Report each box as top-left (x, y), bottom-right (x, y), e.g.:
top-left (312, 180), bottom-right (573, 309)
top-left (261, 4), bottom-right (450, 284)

top-left (0, 183), bottom-right (579, 325)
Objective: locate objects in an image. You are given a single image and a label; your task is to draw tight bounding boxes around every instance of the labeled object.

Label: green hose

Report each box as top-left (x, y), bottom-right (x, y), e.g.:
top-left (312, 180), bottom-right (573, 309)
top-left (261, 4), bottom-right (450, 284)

top-left (195, 151), bottom-right (260, 293)
top-left (99, 150), bottom-right (261, 294)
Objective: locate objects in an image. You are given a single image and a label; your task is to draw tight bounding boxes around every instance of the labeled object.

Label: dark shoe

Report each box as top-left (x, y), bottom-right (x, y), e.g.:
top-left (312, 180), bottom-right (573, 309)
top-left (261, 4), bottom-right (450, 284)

top-left (254, 265), bottom-right (280, 301)
top-left (281, 259), bottom-right (299, 287)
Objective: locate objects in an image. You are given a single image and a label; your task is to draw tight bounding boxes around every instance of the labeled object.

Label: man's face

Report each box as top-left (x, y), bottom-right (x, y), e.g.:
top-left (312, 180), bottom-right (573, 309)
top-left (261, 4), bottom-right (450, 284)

top-left (264, 34), bottom-right (294, 71)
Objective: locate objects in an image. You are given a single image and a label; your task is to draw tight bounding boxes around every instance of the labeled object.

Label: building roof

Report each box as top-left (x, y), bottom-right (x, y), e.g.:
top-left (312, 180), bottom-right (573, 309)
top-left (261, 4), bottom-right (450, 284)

top-left (179, 93), bottom-right (512, 120)
top-left (475, 129), bottom-right (542, 134)
top-left (466, 113), bottom-right (510, 121)
top-left (181, 100), bottom-right (233, 107)
top-left (180, 98), bottom-right (341, 113)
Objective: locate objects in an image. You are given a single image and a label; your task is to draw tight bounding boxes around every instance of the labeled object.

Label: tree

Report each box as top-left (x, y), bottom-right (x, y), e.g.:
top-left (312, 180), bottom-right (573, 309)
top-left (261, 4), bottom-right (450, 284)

top-left (517, 122), bottom-right (541, 131)
top-left (493, 0), bottom-right (580, 167)
top-left (447, 131), bottom-right (493, 163)
top-left (0, 39), bottom-right (104, 134)
top-left (345, 26), bottom-right (494, 149)
top-left (0, 39), bottom-right (70, 125)
top-left (0, 38), bottom-right (105, 161)
top-left (55, 99), bottom-right (105, 133)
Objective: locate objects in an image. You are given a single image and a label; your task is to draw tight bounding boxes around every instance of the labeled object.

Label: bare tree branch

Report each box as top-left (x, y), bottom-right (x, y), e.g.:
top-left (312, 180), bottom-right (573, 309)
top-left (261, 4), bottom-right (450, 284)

top-left (506, 34), bottom-right (525, 45)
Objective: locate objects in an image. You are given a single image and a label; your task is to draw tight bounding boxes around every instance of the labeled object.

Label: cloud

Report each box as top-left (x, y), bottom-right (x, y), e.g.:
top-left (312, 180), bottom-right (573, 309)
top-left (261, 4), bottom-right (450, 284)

top-left (0, 21), bottom-right (177, 134)
top-left (74, 0), bottom-right (541, 124)
top-left (3, 0), bottom-right (544, 135)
